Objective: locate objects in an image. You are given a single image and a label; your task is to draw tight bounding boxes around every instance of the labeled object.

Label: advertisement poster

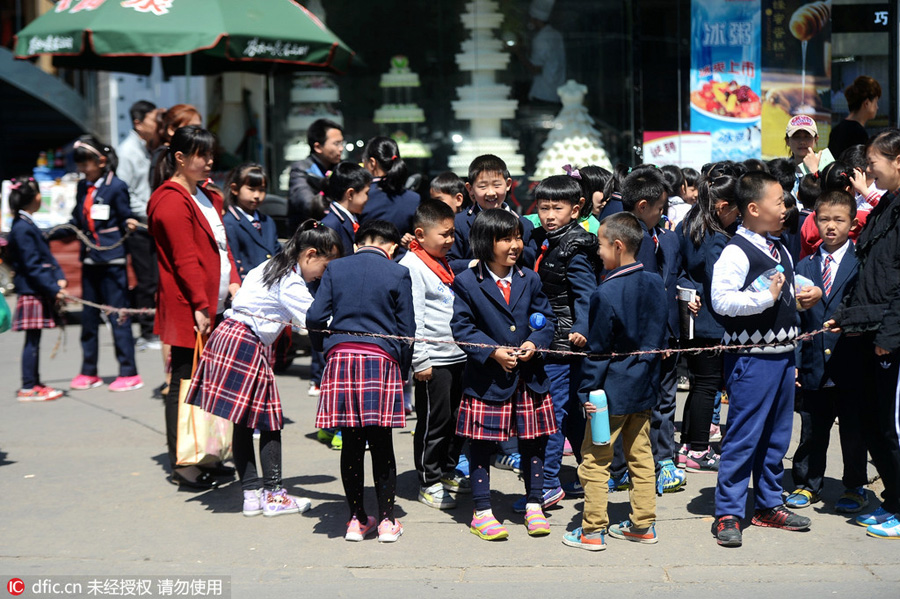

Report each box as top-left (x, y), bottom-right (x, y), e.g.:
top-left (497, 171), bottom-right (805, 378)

top-left (643, 132), bottom-right (712, 172)
top-left (690, 0), bottom-right (762, 162)
top-left (761, 0), bottom-right (832, 158)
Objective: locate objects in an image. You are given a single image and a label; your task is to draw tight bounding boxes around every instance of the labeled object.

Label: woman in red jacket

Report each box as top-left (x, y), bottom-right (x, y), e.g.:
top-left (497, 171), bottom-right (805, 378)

top-left (148, 125), bottom-right (241, 490)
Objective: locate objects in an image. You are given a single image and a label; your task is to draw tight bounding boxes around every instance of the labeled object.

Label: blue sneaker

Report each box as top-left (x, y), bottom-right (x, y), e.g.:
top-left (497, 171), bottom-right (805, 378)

top-left (785, 489), bottom-right (819, 509)
top-left (835, 487), bottom-right (869, 514)
top-left (330, 430), bottom-right (342, 451)
top-left (493, 452), bottom-right (522, 474)
top-left (609, 520), bottom-right (658, 544)
top-left (562, 527), bottom-right (607, 551)
top-left (657, 459), bottom-right (686, 495)
top-left (867, 515), bottom-right (900, 539)
top-left (856, 505), bottom-right (894, 527)
top-left (609, 471), bottom-right (630, 492)
top-left (562, 480), bottom-right (584, 498)
top-left (455, 454), bottom-right (470, 478)
top-left (513, 486), bottom-right (565, 513)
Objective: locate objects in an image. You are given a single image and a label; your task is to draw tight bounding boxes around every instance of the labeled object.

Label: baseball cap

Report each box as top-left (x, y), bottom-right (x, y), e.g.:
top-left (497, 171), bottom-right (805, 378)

top-left (786, 114), bottom-right (818, 137)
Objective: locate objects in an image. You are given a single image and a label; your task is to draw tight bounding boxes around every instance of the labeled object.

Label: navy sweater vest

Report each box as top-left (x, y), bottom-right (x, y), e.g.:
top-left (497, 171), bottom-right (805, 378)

top-left (719, 235), bottom-right (798, 354)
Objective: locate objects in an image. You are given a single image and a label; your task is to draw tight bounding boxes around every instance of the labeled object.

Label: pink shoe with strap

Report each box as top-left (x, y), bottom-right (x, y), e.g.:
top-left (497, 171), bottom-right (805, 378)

top-left (470, 511), bottom-right (509, 541)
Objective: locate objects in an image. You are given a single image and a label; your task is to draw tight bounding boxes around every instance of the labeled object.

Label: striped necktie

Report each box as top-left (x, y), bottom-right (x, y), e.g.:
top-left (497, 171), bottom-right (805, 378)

top-left (766, 240), bottom-right (780, 261)
top-left (822, 254), bottom-right (833, 297)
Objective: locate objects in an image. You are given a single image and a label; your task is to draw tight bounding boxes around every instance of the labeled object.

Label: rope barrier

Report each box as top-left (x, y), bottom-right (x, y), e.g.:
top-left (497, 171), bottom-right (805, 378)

top-left (44, 222), bottom-right (148, 252)
top-left (56, 294), bottom-right (827, 360)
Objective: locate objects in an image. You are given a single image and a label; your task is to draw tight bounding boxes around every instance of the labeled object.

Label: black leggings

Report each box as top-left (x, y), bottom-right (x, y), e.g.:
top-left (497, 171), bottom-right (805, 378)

top-left (469, 436), bottom-right (548, 512)
top-left (341, 427), bottom-right (397, 523)
top-left (681, 339), bottom-right (724, 452)
top-left (233, 424), bottom-right (282, 491)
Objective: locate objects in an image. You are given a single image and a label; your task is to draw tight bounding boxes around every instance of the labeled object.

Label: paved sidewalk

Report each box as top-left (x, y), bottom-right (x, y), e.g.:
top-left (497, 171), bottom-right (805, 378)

top-left (1, 319), bottom-right (899, 598)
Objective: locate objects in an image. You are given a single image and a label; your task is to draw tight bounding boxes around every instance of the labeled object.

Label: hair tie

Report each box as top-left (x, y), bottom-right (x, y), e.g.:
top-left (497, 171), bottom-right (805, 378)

top-left (318, 190), bottom-right (325, 196)
top-left (840, 171), bottom-right (847, 178)
top-left (313, 221), bottom-right (320, 228)
top-left (562, 164), bottom-right (582, 180)
top-left (627, 167), bottom-right (633, 174)
top-left (9, 182), bottom-right (22, 190)
top-left (391, 155), bottom-right (398, 161)
top-left (813, 172), bottom-right (819, 179)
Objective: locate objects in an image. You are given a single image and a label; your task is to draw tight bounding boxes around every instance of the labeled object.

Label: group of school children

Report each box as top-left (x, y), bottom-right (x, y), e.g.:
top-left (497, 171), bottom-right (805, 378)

top-left (11, 126), bottom-right (900, 549)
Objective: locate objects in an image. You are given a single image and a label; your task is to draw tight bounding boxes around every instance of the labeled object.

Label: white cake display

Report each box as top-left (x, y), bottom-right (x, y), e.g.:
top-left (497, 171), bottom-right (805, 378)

top-left (533, 80), bottom-right (613, 179)
top-left (373, 56), bottom-right (431, 158)
top-left (449, 0), bottom-right (525, 176)
top-left (283, 74), bottom-right (343, 162)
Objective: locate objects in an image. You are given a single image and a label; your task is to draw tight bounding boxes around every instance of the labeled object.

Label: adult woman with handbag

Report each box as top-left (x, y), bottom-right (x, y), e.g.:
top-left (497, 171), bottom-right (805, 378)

top-left (148, 125), bottom-right (241, 490)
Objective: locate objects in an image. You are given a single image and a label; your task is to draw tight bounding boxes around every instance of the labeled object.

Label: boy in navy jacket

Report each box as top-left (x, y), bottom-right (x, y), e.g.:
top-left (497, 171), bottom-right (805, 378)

top-left (709, 172), bottom-right (822, 548)
top-left (786, 190), bottom-right (868, 513)
top-left (619, 167), bottom-right (684, 494)
top-left (447, 154), bottom-right (536, 273)
top-left (565, 212), bottom-right (666, 551)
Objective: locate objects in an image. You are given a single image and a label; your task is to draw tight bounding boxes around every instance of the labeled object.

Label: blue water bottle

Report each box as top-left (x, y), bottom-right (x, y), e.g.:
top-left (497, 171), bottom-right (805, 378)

top-left (529, 313), bottom-right (546, 332)
top-left (588, 390), bottom-right (611, 445)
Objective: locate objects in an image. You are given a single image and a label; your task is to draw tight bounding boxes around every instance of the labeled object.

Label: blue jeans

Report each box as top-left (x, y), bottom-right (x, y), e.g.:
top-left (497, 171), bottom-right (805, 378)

top-left (542, 360), bottom-right (585, 489)
top-left (80, 263), bottom-right (136, 377)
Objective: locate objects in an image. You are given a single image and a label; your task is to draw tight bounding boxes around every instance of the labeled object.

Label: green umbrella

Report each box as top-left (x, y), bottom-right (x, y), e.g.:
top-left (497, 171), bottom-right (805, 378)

top-left (14, 0), bottom-right (355, 75)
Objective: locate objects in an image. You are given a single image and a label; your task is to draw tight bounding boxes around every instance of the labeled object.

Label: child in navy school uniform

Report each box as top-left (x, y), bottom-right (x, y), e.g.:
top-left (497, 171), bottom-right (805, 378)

top-left (68, 136), bottom-right (142, 392)
top-left (564, 212), bottom-right (667, 551)
top-left (451, 208), bottom-right (557, 541)
top-left (7, 177), bottom-right (66, 402)
top-left (222, 164), bottom-right (281, 280)
top-left (710, 171), bottom-right (822, 548)
top-left (524, 174), bottom-right (598, 511)
top-left (447, 154), bottom-right (537, 274)
top-left (619, 166), bottom-right (685, 494)
top-left (786, 190), bottom-right (868, 513)
top-left (360, 137), bottom-right (421, 251)
top-left (308, 220), bottom-right (415, 543)
top-left (320, 161), bottom-right (373, 256)
top-left (429, 171), bottom-right (468, 214)
top-left (185, 221), bottom-right (342, 517)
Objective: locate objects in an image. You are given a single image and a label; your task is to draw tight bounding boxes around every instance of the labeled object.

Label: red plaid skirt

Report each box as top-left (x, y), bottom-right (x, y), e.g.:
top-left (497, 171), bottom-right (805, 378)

top-left (456, 385), bottom-right (557, 441)
top-left (315, 352), bottom-right (405, 429)
top-left (12, 294), bottom-right (58, 331)
top-left (185, 318), bottom-right (283, 431)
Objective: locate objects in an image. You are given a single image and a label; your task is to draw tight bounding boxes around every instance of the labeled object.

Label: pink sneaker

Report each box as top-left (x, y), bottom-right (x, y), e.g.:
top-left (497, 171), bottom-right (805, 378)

top-left (377, 518), bottom-right (403, 542)
top-left (17, 387), bottom-right (62, 402)
top-left (109, 375), bottom-right (144, 392)
top-left (345, 515), bottom-right (377, 542)
top-left (71, 374), bottom-right (103, 390)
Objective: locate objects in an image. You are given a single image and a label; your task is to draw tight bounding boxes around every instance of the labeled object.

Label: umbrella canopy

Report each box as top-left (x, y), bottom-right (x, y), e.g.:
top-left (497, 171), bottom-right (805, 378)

top-left (14, 0), bottom-right (355, 75)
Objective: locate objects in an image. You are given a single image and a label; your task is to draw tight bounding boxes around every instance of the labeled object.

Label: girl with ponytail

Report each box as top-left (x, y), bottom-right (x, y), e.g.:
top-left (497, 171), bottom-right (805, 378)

top-left (675, 172), bottom-right (741, 470)
top-left (184, 219), bottom-right (342, 517)
top-left (360, 136), bottom-right (421, 249)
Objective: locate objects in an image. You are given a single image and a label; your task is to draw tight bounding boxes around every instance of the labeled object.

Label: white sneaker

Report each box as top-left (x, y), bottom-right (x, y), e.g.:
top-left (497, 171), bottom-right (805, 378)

top-left (418, 483), bottom-right (457, 510)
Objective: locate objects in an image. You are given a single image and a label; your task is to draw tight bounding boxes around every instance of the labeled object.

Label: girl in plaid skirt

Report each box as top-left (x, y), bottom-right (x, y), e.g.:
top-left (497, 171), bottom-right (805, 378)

top-left (307, 220), bottom-right (415, 543)
top-left (7, 177), bottom-right (66, 402)
top-left (451, 209), bottom-right (558, 541)
top-left (185, 220), bottom-right (342, 517)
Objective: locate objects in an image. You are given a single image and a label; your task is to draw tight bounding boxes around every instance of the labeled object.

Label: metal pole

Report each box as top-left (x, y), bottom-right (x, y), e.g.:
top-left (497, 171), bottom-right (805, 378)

top-left (185, 53), bottom-right (192, 104)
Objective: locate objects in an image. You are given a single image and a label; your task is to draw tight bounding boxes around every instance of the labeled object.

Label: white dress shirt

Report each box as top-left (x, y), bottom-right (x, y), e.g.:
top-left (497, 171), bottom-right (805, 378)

top-left (226, 261), bottom-right (313, 347)
top-left (711, 226), bottom-right (794, 317)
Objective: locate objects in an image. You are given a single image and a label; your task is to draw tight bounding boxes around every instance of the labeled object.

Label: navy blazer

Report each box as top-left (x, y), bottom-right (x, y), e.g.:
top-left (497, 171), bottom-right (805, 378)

top-left (320, 202), bottom-right (356, 257)
top-left (223, 206), bottom-right (281, 279)
top-left (68, 172), bottom-right (133, 263)
top-left (8, 214), bottom-right (65, 297)
top-left (451, 262), bottom-right (556, 402)
top-left (797, 242), bottom-right (862, 390)
top-left (307, 247), bottom-right (414, 374)
top-left (360, 183), bottom-right (420, 237)
top-left (635, 222), bottom-right (680, 341)
top-left (676, 224), bottom-right (730, 340)
top-left (597, 195), bottom-right (624, 221)
top-left (447, 203), bottom-right (537, 274)
top-left (578, 262), bottom-right (667, 416)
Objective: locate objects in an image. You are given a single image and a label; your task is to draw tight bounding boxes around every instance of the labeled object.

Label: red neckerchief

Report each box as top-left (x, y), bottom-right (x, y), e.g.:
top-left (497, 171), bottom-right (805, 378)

top-left (408, 239), bottom-right (454, 286)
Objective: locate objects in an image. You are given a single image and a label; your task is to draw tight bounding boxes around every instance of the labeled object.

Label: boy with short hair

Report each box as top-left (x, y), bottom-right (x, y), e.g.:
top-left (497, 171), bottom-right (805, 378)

top-left (516, 174), bottom-right (599, 511)
top-left (710, 171), bottom-right (822, 547)
top-left (786, 190), bottom-right (868, 513)
top-left (430, 172), bottom-right (467, 213)
top-left (447, 154), bottom-right (536, 274)
top-left (564, 212), bottom-right (667, 551)
top-left (621, 167), bottom-right (685, 494)
top-left (399, 201), bottom-right (470, 509)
